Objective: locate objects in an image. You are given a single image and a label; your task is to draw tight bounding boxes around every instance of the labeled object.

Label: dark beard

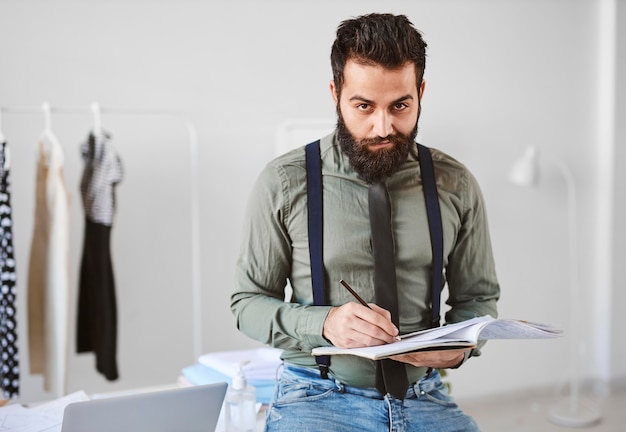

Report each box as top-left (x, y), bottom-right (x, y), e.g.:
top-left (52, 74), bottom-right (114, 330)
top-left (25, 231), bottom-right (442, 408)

top-left (337, 112), bottom-right (418, 184)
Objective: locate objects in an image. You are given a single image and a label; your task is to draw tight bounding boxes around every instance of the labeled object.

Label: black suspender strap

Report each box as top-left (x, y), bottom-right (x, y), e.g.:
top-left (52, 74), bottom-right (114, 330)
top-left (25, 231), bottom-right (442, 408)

top-left (305, 140), bottom-right (444, 378)
top-left (417, 144), bottom-right (443, 329)
top-left (305, 140), bottom-right (330, 378)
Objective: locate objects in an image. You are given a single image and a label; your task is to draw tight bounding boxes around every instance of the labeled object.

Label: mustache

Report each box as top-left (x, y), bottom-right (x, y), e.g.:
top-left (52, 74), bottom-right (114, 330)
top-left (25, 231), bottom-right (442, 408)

top-left (359, 134), bottom-right (407, 148)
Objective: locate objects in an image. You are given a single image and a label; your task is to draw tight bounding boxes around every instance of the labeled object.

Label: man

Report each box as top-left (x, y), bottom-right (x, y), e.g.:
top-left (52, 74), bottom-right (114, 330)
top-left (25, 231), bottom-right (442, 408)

top-left (231, 13), bottom-right (499, 431)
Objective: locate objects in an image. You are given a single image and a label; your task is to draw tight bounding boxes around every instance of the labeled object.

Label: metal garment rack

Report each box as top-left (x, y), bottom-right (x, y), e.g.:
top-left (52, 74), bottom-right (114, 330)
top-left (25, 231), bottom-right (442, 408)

top-left (0, 102), bottom-right (203, 363)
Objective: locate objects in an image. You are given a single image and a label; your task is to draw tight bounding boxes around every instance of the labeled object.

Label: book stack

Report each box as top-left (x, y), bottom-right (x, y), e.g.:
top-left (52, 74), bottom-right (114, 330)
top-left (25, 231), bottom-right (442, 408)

top-left (181, 348), bottom-right (282, 404)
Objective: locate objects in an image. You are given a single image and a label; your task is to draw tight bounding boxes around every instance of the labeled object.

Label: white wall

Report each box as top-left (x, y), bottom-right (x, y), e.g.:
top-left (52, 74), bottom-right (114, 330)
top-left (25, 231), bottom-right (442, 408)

top-left (0, 0), bottom-right (623, 404)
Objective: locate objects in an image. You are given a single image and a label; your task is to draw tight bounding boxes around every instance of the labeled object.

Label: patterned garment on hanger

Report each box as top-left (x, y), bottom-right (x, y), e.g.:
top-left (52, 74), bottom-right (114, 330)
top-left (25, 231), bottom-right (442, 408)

top-left (76, 132), bottom-right (123, 381)
top-left (0, 141), bottom-right (19, 399)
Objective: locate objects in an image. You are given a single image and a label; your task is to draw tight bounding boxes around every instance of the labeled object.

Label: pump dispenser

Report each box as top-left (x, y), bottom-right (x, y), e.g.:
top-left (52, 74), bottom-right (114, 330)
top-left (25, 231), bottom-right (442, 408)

top-left (224, 363), bottom-right (256, 432)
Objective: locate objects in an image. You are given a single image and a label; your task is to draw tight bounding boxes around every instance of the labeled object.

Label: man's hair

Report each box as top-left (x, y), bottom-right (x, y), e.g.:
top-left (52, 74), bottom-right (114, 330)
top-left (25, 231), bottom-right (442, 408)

top-left (330, 13), bottom-right (427, 94)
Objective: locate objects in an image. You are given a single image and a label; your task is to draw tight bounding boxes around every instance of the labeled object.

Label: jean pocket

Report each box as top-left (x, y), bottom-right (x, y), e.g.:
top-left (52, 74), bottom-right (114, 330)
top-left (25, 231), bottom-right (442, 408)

top-left (411, 376), bottom-right (457, 408)
top-left (415, 384), bottom-right (458, 408)
top-left (274, 380), bottom-right (335, 405)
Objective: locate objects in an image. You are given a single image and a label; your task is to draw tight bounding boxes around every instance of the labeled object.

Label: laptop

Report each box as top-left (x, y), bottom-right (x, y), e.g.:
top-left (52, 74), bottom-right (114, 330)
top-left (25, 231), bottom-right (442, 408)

top-left (61, 382), bottom-right (228, 432)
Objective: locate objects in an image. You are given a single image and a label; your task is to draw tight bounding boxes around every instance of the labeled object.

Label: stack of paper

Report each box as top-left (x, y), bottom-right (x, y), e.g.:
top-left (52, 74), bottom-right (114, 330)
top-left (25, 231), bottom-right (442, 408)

top-left (181, 348), bottom-right (282, 404)
top-left (198, 348), bottom-right (282, 381)
top-left (0, 390), bottom-right (89, 432)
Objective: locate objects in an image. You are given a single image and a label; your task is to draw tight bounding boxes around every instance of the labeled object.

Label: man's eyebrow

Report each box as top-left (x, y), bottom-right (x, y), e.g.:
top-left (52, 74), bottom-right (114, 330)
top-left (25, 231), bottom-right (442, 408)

top-left (348, 95), bottom-right (375, 104)
top-left (348, 94), bottom-right (415, 105)
top-left (390, 94), bottom-right (415, 105)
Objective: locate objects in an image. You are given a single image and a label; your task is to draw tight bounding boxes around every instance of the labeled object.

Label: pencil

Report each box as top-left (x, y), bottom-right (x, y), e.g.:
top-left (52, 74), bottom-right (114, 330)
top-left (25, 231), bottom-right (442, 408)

top-left (339, 279), bottom-right (401, 341)
top-left (339, 279), bottom-right (370, 308)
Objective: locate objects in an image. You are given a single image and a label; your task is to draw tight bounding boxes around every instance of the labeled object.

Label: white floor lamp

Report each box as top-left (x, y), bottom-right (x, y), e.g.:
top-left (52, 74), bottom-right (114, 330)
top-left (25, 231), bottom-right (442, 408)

top-left (509, 146), bottom-right (602, 428)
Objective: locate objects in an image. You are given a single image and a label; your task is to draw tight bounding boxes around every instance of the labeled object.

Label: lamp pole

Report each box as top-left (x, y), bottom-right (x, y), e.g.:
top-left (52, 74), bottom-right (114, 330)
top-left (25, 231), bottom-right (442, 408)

top-left (546, 161), bottom-right (601, 427)
top-left (509, 147), bottom-right (601, 427)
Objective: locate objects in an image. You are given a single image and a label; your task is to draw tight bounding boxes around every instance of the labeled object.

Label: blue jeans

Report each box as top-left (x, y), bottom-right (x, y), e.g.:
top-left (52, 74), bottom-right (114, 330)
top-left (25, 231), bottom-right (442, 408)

top-left (265, 364), bottom-right (479, 432)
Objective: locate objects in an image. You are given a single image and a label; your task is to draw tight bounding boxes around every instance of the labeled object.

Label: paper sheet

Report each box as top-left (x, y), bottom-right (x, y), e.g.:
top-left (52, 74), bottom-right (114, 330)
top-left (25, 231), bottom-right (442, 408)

top-left (0, 390), bottom-right (89, 432)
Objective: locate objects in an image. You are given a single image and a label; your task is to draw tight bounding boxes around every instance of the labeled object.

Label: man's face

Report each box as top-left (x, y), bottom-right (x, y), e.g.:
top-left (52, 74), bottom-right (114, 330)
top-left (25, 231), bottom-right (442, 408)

top-left (331, 59), bottom-right (425, 184)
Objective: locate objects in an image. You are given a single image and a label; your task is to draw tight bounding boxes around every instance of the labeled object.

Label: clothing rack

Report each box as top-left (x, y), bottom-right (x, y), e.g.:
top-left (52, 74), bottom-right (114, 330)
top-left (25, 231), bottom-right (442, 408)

top-left (0, 102), bottom-right (203, 363)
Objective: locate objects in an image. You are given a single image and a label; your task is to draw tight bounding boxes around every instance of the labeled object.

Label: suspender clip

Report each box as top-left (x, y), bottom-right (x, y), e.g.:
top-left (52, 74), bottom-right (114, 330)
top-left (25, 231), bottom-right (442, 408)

top-left (318, 364), bottom-right (329, 379)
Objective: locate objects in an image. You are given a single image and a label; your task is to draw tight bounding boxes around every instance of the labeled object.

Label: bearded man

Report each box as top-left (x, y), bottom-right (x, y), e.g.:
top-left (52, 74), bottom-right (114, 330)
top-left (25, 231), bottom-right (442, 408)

top-left (231, 13), bottom-right (500, 432)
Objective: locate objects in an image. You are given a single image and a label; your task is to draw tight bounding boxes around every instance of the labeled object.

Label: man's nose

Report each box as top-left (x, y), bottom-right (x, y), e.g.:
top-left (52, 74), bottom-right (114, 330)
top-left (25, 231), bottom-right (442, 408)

top-left (372, 111), bottom-right (393, 138)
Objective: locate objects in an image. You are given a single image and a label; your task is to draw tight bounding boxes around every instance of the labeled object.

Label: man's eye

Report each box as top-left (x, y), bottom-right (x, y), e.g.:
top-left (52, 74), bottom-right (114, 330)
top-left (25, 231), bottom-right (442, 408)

top-left (357, 104), bottom-right (370, 111)
top-left (394, 103), bottom-right (408, 110)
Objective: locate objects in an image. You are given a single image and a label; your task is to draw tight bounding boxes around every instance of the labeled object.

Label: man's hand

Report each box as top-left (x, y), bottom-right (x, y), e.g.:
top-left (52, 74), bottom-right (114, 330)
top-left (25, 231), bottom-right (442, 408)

top-left (323, 302), bottom-right (399, 348)
top-left (391, 348), bottom-right (468, 369)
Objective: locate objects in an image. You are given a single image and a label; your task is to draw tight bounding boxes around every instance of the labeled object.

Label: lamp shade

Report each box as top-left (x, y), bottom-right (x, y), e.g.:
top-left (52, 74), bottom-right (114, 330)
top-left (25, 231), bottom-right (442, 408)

top-left (509, 146), bottom-right (540, 186)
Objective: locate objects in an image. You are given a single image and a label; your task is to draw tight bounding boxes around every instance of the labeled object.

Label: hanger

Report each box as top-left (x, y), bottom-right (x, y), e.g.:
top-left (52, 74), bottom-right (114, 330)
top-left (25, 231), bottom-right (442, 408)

top-left (91, 101), bottom-right (103, 139)
top-left (39, 101), bottom-right (62, 162)
top-left (41, 101), bottom-right (53, 138)
top-left (0, 105), bottom-right (8, 170)
top-left (0, 104), bottom-right (5, 143)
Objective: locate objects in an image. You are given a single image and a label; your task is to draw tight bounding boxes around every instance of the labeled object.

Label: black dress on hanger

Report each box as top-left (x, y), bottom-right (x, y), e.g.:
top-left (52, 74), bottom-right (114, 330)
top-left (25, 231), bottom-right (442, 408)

top-left (76, 132), bottom-right (123, 381)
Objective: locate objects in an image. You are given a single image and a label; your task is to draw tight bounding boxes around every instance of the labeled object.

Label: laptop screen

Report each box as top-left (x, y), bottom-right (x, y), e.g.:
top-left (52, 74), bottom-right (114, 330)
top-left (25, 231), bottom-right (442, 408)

top-left (61, 382), bottom-right (227, 432)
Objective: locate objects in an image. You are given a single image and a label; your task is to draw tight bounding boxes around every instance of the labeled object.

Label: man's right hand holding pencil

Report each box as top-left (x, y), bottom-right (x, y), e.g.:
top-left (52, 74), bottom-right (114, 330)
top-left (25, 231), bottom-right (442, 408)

top-left (322, 301), bottom-right (400, 348)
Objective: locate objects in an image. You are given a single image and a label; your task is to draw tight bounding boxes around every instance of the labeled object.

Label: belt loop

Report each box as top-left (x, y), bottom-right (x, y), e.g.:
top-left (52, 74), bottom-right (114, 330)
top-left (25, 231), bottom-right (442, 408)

top-left (334, 379), bottom-right (344, 392)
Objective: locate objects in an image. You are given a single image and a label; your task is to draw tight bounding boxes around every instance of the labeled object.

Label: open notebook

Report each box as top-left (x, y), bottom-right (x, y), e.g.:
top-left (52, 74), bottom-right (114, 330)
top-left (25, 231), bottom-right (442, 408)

top-left (61, 382), bottom-right (227, 432)
top-left (312, 315), bottom-right (562, 360)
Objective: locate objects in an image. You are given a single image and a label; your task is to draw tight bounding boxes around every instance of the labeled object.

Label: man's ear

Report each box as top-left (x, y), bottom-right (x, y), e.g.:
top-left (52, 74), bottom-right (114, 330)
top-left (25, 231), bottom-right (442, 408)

top-left (419, 79), bottom-right (426, 100)
top-left (330, 80), bottom-right (339, 105)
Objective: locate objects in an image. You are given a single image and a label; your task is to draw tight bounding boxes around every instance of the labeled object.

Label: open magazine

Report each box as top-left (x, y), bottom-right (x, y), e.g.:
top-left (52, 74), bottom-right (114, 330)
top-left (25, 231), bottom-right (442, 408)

top-left (311, 315), bottom-right (563, 360)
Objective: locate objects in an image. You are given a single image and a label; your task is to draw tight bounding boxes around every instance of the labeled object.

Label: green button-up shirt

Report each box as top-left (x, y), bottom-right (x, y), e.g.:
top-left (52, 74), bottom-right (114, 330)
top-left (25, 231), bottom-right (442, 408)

top-left (231, 131), bottom-right (500, 388)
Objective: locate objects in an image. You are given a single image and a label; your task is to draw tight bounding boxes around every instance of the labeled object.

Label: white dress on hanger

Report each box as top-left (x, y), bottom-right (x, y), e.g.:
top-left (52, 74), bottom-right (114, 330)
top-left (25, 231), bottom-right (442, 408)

top-left (27, 129), bottom-right (70, 397)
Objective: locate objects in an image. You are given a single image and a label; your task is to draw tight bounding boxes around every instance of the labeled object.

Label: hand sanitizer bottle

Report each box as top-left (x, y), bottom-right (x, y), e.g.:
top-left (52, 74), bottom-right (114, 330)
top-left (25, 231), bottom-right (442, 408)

top-left (225, 364), bottom-right (256, 432)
